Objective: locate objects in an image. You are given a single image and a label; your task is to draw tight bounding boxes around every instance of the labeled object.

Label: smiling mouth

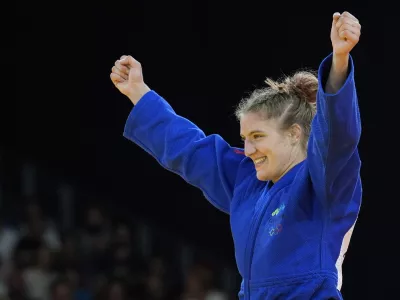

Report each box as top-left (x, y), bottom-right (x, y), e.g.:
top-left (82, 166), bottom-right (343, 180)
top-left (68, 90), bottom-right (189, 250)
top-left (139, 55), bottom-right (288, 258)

top-left (254, 156), bottom-right (267, 168)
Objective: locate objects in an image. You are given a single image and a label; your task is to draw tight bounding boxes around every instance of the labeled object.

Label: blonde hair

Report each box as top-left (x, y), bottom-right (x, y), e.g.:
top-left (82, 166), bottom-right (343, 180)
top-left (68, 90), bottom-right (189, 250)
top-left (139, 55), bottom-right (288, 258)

top-left (235, 71), bottom-right (318, 150)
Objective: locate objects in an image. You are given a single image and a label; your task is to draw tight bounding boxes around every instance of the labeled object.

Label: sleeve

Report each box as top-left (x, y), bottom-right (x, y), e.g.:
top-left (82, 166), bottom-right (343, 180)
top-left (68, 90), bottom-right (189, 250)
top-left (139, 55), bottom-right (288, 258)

top-left (123, 90), bottom-right (245, 214)
top-left (307, 53), bottom-right (362, 205)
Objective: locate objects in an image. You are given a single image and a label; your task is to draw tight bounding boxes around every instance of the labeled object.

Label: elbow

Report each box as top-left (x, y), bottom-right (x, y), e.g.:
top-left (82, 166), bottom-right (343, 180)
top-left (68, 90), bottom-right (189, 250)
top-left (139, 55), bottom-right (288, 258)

top-left (334, 108), bottom-right (362, 149)
top-left (348, 116), bottom-right (362, 146)
top-left (331, 129), bottom-right (360, 155)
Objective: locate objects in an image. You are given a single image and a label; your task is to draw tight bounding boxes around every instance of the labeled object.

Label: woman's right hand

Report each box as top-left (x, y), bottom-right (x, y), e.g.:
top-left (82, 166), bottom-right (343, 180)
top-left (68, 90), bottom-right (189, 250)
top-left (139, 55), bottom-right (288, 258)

top-left (110, 55), bottom-right (150, 105)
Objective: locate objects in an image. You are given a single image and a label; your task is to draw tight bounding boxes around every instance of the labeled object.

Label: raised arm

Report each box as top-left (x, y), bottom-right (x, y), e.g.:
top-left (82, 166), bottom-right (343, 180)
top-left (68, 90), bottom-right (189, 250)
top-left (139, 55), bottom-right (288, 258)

top-left (307, 12), bottom-right (362, 204)
top-left (110, 56), bottom-right (245, 214)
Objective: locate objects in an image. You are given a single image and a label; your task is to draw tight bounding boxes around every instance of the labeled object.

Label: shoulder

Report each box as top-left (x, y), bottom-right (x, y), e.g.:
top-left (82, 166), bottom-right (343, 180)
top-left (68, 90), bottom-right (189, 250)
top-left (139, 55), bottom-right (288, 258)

top-left (237, 156), bottom-right (256, 180)
top-left (234, 157), bottom-right (263, 194)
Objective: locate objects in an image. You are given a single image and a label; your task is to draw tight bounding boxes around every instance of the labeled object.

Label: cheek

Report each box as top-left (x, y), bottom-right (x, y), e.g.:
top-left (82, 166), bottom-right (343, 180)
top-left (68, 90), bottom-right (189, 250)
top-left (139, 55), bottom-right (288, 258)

top-left (259, 147), bottom-right (272, 160)
top-left (267, 140), bottom-right (290, 162)
top-left (257, 140), bottom-right (273, 155)
top-left (276, 141), bottom-right (293, 163)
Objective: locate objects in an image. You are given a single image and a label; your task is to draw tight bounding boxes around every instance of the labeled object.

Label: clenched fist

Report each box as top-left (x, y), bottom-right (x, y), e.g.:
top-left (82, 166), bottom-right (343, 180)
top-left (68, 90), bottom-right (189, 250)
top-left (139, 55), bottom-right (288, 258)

top-left (110, 55), bottom-right (150, 105)
top-left (331, 11), bottom-right (361, 56)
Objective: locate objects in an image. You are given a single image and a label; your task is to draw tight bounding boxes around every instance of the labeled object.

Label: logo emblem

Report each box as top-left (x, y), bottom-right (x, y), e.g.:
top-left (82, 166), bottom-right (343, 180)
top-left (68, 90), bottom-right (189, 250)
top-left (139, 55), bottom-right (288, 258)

top-left (268, 203), bottom-right (285, 236)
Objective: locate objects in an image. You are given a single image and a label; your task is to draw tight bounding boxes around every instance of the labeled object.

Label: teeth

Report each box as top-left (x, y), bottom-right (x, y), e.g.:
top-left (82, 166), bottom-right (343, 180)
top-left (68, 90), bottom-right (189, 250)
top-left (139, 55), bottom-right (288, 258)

top-left (254, 157), bottom-right (267, 164)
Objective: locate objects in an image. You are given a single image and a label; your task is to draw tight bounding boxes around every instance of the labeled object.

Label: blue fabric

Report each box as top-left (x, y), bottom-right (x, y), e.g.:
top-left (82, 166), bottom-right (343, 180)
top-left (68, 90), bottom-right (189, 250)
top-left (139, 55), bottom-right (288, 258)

top-left (123, 53), bottom-right (362, 299)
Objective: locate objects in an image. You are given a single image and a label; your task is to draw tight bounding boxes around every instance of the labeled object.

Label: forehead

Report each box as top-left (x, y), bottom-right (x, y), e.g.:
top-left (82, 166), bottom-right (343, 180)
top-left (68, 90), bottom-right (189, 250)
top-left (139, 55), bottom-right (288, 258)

top-left (240, 112), bottom-right (279, 136)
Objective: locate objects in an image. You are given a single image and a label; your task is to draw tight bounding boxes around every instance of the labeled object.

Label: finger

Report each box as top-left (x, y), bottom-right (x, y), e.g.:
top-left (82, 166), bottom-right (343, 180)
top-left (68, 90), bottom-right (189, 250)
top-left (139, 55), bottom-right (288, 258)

top-left (336, 18), bottom-right (361, 31)
top-left (120, 55), bottom-right (140, 67)
top-left (111, 66), bottom-right (128, 80)
top-left (338, 23), bottom-right (361, 37)
top-left (112, 66), bottom-right (128, 80)
top-left (110, 72), bottom-right (124, 85)
top-left (339, 29), bottom-right (360, 43)
top-left (333, 12), bottom-right (341, 23)
top-left (341, 11), bottom-right (359, 24)
top-left (115, 61), bottom-right (130, 76)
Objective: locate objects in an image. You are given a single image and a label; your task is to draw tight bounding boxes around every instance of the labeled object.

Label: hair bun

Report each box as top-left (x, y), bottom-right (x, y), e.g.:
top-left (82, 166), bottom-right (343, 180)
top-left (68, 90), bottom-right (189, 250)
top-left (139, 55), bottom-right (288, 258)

top-left (265, 71), bottom-right (318, 104)
top-left (265, 79), bottom-right (290, 94)
top-left (287, 71), bottom-right (318, 104)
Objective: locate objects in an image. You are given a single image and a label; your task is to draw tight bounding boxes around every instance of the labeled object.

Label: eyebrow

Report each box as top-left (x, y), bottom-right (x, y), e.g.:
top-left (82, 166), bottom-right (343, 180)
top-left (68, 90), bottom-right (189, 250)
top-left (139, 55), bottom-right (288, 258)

top-left (240, 130), bottom-right (266, 138)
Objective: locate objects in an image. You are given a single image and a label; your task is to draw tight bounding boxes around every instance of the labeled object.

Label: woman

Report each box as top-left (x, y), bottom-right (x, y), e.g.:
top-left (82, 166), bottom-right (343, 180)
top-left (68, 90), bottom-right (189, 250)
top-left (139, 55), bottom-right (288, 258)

top-left (110, 11), bottom-right (362, 299)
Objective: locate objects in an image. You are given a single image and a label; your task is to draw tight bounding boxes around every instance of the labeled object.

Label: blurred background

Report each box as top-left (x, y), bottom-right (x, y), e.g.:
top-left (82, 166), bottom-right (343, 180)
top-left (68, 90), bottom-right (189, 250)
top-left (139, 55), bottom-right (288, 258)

top-left (2, 0), bottom-right (387, 299)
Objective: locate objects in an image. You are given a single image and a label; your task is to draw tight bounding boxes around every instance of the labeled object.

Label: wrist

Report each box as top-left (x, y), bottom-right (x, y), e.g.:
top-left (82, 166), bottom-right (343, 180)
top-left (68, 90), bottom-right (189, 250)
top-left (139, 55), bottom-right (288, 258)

top-left (128, 83), bottom-right (151, 105)
top-left (332, 53), bottom-right (349, 73)
top-left (325, 53), bottom-right (349, 94)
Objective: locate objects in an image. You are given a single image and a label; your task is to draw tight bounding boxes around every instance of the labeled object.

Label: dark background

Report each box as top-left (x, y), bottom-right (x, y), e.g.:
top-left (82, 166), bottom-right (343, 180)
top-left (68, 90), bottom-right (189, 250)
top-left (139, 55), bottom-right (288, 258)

top-left (2, 1), bottom-right (389, 299)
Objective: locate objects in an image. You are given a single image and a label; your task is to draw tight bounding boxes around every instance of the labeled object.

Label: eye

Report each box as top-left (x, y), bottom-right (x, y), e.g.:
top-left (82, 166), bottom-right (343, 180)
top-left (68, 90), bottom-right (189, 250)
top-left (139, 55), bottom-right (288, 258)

top-left (253, 134), bottom-right (263, 139)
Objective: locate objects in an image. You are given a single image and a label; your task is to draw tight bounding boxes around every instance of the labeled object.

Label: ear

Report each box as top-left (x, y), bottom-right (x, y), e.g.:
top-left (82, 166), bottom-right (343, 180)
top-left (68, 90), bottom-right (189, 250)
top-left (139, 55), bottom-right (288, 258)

top-left (287, 124), bottom-right (302, 144)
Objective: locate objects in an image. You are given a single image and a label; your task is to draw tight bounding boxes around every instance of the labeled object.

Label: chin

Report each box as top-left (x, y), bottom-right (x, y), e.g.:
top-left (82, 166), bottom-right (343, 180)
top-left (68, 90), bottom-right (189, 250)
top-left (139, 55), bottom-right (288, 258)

top-left (256, 170), bottom-right (270, 181)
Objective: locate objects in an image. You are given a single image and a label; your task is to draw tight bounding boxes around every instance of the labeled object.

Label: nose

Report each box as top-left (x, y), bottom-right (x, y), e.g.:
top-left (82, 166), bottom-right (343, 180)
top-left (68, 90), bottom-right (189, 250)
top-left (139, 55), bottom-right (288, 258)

top-left (244, 140), bottom-right (256, 157)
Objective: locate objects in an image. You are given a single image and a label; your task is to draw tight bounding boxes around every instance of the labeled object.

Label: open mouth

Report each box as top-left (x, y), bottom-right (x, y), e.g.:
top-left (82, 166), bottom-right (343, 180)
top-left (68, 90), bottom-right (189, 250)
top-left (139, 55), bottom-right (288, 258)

top-left (254, 156), bottom-right (267, 168)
